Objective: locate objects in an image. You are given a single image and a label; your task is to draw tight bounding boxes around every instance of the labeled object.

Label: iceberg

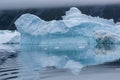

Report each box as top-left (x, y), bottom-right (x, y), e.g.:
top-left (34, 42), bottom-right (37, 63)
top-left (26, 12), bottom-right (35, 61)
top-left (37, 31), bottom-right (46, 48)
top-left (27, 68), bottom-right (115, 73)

top-left (15, 7), bottom-right (120, 45)
top-left (0, 30), bottom-right (20, 44)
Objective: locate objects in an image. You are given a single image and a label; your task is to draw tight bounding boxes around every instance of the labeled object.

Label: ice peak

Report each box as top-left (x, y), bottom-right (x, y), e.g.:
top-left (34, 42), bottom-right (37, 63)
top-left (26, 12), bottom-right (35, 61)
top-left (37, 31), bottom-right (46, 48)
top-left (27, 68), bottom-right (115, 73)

top-left (62, 7), bottom-right (82, 20)
top-left (69, 7), bottom-right (81, 13)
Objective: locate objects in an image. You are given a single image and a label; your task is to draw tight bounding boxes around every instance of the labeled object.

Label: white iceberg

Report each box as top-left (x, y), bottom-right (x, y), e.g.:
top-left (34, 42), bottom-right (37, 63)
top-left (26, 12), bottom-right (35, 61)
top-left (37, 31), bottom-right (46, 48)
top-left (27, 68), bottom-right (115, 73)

top-left (0, 30), bottom-right (20, 44)
top-left (15, 7), bottom-right (120, 45)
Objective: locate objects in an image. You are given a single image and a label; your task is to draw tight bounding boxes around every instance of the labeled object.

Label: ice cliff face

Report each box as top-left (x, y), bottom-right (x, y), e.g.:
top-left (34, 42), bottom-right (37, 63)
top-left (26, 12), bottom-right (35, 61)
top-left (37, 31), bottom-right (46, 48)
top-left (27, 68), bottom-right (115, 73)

top-left (15, 7), bottom-right (120, 45)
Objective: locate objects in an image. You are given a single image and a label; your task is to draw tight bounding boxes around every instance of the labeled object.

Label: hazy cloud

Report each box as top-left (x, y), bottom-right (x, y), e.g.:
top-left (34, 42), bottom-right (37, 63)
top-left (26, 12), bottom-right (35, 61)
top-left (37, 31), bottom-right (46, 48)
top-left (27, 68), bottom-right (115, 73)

top-left (0, 0), bottom-right (120, 10)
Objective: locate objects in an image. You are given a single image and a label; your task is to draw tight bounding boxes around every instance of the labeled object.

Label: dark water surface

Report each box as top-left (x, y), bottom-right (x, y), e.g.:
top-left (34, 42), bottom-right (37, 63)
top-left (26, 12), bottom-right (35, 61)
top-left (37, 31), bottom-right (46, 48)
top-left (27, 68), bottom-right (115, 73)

top-left (0, 44), bottom-right (120, 80)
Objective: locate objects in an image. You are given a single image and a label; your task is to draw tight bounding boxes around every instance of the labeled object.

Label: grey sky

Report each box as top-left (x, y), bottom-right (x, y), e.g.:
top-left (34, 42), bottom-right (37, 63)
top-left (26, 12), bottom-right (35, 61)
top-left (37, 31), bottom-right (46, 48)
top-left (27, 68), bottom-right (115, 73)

top-left (0, 0), bottom-right (120, 10)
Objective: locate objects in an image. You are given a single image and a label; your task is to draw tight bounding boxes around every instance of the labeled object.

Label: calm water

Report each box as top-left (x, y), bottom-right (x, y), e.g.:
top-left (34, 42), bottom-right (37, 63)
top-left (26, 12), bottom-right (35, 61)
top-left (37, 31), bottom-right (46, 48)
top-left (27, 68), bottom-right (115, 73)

top-left (0, 44), bottom-right (120, 80)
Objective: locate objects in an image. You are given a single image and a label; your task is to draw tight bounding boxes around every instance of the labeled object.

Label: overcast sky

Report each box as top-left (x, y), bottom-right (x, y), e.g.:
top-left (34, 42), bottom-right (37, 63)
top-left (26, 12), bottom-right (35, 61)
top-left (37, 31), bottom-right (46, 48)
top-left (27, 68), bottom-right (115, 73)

top-left (0, 0), bottom-right (120, 10)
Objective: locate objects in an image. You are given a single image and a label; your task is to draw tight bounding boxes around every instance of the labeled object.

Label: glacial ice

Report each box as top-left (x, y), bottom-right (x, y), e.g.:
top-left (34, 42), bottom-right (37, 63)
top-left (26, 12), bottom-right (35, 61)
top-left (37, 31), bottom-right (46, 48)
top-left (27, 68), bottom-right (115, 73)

top-left (0, 30), bottom-right (20, 44)
top-left (15, 7), bottom-right (120, 45)
top-left (8, 7), bottom-right (120, 73)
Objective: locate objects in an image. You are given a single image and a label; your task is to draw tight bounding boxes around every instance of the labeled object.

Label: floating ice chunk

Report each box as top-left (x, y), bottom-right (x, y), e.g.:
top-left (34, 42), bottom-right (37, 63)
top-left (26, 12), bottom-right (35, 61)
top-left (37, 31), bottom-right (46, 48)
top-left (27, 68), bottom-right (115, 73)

top-left (15, 7), bottom-right (120, 45)
top-left (0, 30), bottom-right (20, 44)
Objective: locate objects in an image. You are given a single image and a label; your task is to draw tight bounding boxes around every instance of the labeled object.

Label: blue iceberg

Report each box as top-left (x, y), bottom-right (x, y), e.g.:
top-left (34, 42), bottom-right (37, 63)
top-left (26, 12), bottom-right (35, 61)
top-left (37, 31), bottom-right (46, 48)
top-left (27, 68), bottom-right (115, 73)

top-left (14, 7), bottom-right (120, 73)
top-left (15, 7), bottom-right (120, 46)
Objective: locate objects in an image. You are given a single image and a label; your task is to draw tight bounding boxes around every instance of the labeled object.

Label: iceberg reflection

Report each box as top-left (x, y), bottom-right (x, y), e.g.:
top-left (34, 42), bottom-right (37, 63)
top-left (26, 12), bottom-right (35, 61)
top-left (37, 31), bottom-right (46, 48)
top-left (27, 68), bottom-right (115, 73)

top-left (18, 44), bottom-right (120, 74)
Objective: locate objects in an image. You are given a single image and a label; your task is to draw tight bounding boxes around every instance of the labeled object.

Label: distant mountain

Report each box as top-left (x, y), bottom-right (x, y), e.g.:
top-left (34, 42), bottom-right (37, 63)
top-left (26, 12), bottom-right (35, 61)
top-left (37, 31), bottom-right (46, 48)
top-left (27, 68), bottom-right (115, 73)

top-left (0, 5), bottom-right (120, 30)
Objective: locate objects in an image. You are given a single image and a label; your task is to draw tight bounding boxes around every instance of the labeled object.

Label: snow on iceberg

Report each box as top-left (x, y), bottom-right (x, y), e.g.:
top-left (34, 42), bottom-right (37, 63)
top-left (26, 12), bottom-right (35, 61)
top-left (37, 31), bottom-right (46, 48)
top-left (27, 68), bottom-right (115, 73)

top-left (15, 7), bottom-right (120, 45)
top-left (0, 30), bottom-right (20, 44)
